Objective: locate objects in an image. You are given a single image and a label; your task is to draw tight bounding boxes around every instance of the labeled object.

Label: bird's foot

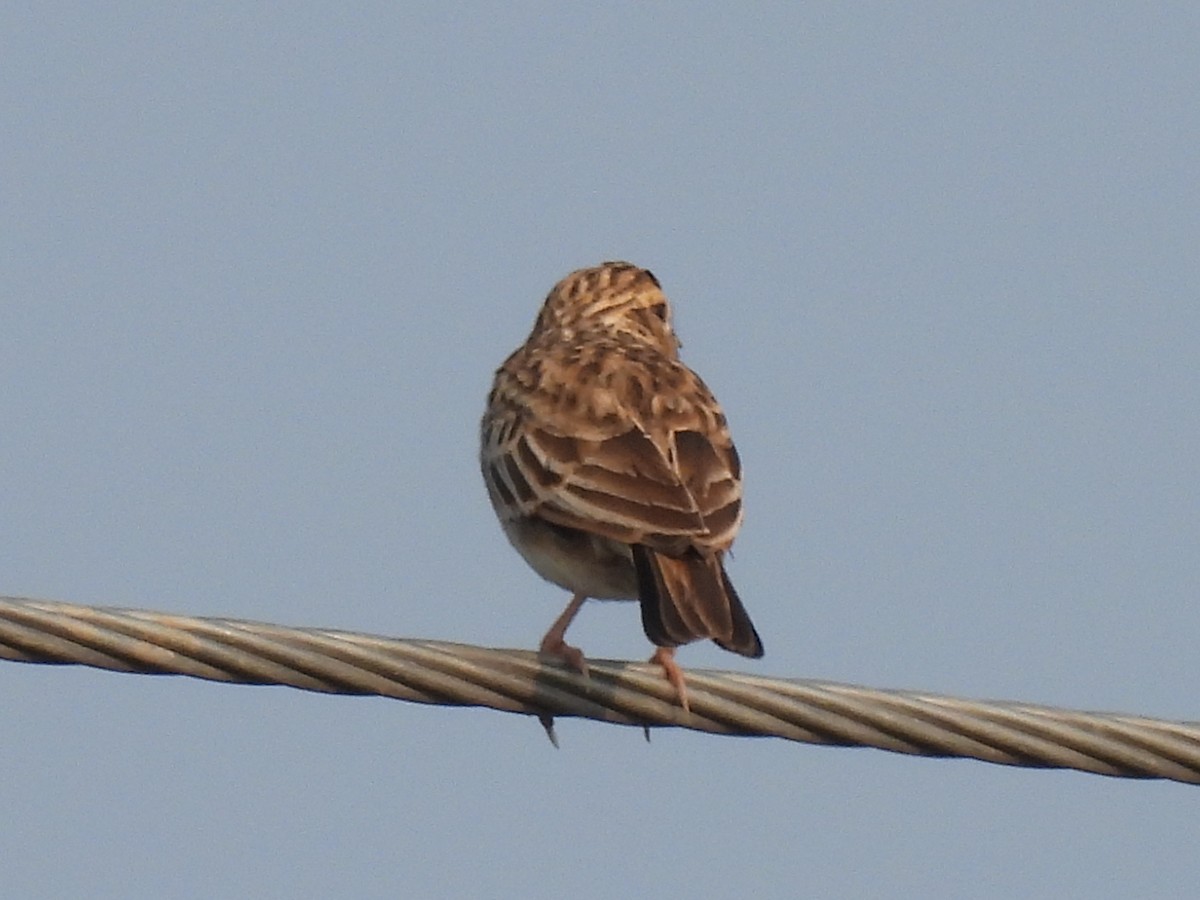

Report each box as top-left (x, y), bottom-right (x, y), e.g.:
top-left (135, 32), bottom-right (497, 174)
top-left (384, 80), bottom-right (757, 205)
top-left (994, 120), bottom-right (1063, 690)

top-left (539, 635), bottom-right (590, 678)
top-left (649, 646), bottom-right (690, 712)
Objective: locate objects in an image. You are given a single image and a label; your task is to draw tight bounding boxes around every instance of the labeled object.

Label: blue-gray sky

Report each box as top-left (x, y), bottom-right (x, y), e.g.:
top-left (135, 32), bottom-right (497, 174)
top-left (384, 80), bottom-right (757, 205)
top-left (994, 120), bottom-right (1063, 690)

top-left (3, 5), bottom-right (1197, 898)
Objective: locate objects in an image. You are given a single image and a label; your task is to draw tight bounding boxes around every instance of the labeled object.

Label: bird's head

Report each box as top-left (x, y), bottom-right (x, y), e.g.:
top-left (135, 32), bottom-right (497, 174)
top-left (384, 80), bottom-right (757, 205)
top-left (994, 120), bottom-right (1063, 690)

top-left (531, 261), bottom-right (680, 356)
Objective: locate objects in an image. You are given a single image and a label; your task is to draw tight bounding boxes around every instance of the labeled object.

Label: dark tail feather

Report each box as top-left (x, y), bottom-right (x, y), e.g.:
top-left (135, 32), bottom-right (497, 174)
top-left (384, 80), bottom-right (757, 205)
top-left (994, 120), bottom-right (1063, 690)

top-left (712, 563), bottom-right (764, 658)
top-left (632, 546), bottom-right (763, 659)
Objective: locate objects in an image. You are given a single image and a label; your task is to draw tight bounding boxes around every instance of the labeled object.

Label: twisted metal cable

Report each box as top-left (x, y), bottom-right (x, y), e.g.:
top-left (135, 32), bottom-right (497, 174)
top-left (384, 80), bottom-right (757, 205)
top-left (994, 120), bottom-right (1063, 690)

top-left (2, 595), bottom-right (1197, 784)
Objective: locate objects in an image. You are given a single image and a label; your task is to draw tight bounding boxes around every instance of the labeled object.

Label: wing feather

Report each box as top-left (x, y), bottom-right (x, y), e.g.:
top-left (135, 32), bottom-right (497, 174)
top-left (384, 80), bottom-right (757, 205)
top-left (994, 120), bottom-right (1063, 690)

top-left (481, 340), bottom-right (742, 554)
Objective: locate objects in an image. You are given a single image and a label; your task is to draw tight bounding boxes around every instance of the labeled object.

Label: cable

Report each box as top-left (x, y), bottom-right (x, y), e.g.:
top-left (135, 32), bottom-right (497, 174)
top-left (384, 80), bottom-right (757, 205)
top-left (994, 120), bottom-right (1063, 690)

top-left (1, 595), bottom-right (1196, 783)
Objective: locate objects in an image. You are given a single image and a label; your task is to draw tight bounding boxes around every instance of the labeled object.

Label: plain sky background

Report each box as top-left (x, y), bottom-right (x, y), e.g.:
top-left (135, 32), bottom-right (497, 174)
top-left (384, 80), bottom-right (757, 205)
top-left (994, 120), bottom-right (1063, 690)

top-left (2, 4), bottom-right (1197, 898)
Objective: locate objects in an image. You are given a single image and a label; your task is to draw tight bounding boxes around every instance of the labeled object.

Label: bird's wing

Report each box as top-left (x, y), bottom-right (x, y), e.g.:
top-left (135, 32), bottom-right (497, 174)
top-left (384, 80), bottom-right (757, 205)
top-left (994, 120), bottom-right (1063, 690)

top-left (481, 344), bottom-right (741, 554)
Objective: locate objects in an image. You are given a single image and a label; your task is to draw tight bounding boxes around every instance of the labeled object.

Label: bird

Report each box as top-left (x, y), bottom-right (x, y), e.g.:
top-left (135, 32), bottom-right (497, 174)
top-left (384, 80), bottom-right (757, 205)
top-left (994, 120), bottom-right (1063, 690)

top-left (480, 261), bottom-right (762, 711)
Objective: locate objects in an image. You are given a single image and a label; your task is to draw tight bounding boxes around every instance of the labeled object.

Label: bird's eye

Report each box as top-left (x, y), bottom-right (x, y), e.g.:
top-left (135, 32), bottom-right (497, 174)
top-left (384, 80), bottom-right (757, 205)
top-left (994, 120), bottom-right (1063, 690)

top-left (649, 302), bottom-right (668, 320)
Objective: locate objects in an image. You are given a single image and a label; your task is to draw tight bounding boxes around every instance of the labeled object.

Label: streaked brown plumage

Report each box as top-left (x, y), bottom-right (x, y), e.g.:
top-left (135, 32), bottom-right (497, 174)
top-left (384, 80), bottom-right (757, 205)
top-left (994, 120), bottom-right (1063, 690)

top-left (480, 261), bottom-right (762, 709)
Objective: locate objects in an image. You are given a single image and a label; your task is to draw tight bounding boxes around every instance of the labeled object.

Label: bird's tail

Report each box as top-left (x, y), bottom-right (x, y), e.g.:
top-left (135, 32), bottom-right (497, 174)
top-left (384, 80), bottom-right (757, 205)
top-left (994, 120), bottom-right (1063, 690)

top-left (632, 546), bottom-right (763, 658)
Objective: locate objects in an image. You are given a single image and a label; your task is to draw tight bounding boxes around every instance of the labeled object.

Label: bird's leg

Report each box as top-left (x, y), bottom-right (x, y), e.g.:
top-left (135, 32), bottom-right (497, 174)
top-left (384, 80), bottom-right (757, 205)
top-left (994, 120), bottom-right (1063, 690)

top-left (649, 646), bottom-right (690, 712)
top-left (539, 592), bottom-right (589, 676)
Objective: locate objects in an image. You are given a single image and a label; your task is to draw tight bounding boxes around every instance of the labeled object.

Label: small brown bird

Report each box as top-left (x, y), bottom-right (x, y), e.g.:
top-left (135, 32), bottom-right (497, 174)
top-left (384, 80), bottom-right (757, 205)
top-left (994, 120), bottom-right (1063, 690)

top-left (480, 261), bottom-right (762, 710)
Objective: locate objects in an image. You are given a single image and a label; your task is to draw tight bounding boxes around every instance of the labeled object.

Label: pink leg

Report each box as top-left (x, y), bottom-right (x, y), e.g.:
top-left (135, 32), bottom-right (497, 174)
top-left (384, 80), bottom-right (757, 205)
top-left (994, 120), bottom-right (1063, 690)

top-left (539, 593), bottom-right (589, 676)
top-left (649, 646), bottom-right (690, 712)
